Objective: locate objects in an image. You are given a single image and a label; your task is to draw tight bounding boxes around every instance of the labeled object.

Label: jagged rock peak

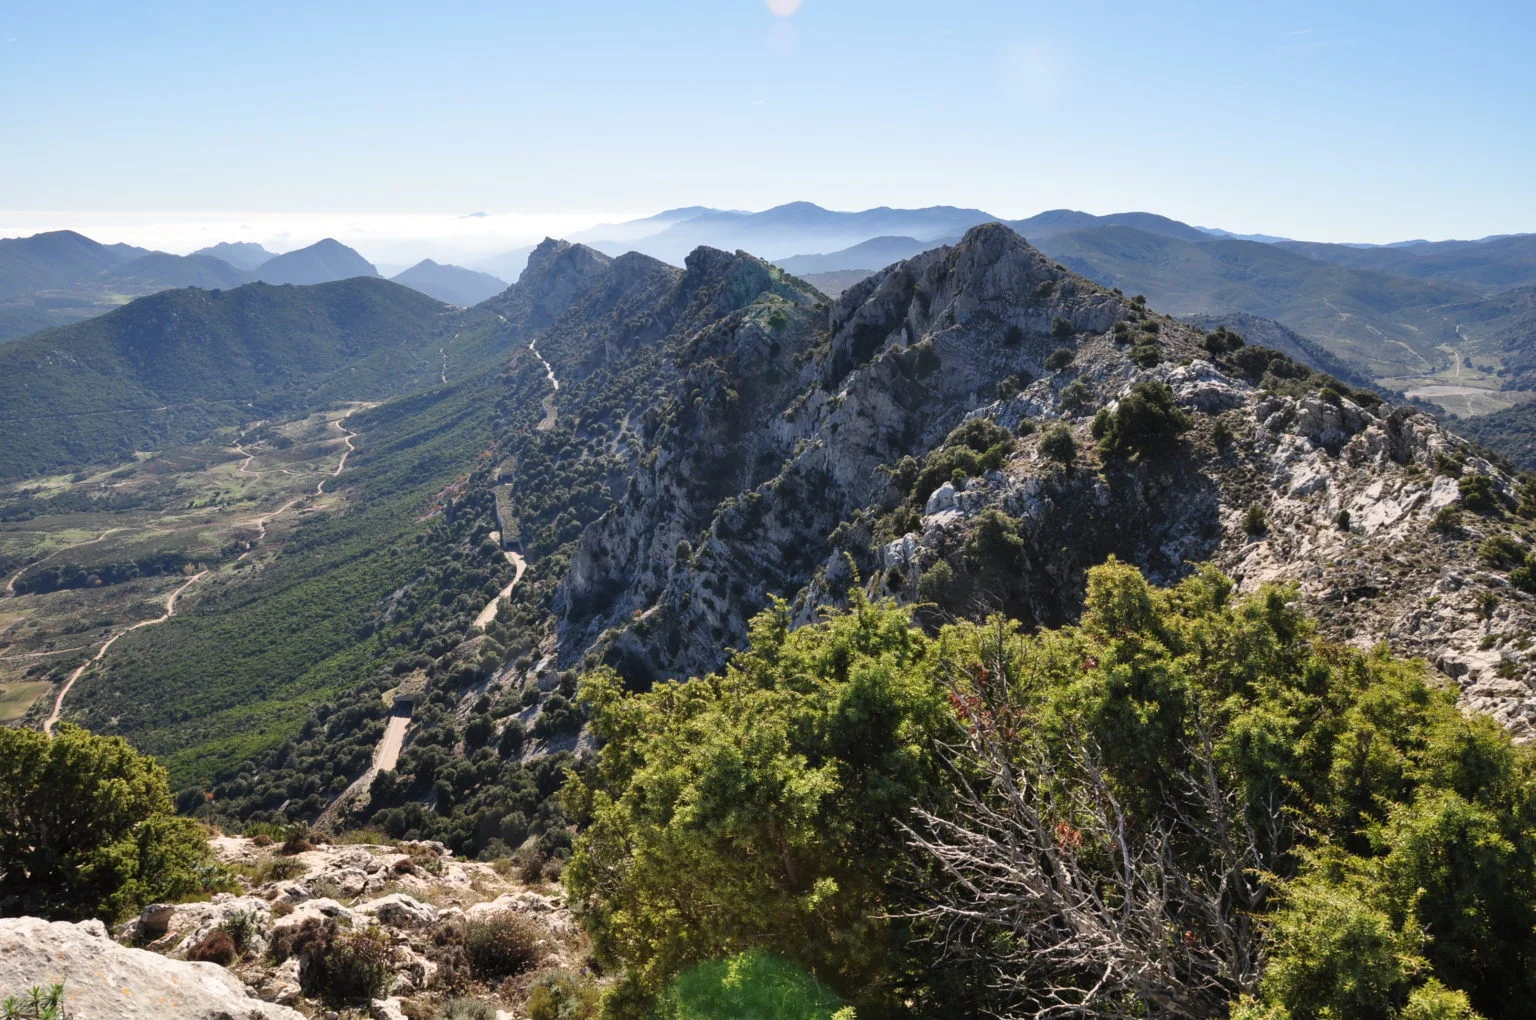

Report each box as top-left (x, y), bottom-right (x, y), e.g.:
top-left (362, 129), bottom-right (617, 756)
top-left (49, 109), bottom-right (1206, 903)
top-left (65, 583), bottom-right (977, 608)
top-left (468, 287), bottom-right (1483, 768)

top-left (522, 237), bottom-right (612, 280)
top-left (679, 244), bottom-right (822, 316)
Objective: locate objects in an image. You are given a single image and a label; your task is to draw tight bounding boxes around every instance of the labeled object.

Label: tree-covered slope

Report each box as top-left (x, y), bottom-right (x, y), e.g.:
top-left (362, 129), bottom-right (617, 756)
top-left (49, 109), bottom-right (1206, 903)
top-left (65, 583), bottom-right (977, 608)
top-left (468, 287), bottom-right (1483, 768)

top-left (0, 277), bottom-right (470, 477)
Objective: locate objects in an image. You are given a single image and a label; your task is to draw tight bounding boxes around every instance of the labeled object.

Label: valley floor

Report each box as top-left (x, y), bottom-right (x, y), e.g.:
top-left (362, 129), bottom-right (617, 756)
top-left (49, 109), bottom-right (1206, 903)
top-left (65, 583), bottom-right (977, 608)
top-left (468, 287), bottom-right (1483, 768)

top-left (0, 405), bottom-right (368, 727)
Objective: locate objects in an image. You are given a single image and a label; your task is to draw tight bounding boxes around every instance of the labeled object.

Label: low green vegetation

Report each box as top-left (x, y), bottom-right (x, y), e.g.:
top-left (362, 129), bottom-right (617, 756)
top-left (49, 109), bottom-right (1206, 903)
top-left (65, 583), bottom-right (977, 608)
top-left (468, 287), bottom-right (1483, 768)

top-left (1, 985), bottom-right (74, 1020)
top-left (655, 951), bottom-right (851, 1020)
top-left (65, 370), bottom-right (517, 786)
top-left (566, 561), bottom-right (1536, 1019)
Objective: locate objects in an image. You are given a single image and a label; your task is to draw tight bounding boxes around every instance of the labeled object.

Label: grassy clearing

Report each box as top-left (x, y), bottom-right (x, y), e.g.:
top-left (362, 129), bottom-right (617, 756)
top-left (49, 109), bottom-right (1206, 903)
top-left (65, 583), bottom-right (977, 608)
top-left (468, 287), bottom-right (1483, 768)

top-left (0, 679), bottom-right (50, 723)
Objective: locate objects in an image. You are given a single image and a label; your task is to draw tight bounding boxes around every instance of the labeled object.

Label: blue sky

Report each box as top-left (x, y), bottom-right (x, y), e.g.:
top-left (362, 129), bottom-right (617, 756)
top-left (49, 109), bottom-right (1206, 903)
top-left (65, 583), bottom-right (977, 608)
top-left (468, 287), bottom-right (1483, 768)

top-left (2, 0), bottom-right (1533, 250)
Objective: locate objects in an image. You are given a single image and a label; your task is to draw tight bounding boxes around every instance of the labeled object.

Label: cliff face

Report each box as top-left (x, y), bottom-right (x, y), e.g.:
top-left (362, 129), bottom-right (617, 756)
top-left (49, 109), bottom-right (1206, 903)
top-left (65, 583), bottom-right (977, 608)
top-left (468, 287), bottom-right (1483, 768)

top-left (528, 223), bottom-right (1536, 735)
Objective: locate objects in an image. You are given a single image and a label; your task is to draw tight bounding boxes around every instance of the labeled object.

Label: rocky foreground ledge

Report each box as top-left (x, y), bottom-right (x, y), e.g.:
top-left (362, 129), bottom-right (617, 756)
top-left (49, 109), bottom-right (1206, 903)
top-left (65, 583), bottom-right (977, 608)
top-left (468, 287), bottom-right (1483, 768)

top-left (1, 836), bottom-right (580, 1020)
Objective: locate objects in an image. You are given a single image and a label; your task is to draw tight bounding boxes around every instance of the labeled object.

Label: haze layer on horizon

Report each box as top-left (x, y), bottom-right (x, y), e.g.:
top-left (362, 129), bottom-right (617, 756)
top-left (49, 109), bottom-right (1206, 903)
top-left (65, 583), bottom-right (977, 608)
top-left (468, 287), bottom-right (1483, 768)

top-left (3, 0), bottom-right (1534, 246)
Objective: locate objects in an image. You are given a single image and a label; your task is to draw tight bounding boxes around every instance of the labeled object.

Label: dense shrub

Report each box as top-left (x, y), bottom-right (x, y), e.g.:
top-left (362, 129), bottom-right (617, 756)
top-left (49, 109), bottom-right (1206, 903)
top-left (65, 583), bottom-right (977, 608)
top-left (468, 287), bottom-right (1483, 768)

top-left (300, 926), bottom-right (392, 1005)
top-left (1479, 534), bottom-right (1525, 569)
top-left (525, 970), bottom-right (602, 1020)
top-left (568, 562), bottom-right (1536, 1017)
top-left (1459, 475), bottom-right (1501, 514)
top-left (464, 911), bottom-right (544, 978)
top-left (1059, 378), bottom-right (1090, 412)
top-left (1051, 317), bottom-right (1074, 339)
top-left (1094, 381), bottom-right (1190, 460)
top-left (1432, 505), bottom-right (1463, 533)
top-left (0, 725), bottom-right (215, 922)
top-left (1044, 346), bottom-right (1074, 370)
top-left (903, 420), bottom-right (1014, 506)
top-left (655, 951), bottom-right (850, 1019)
top-left (187, 929), bottom-right (236, 966)
top-left (1244, 502), bottom-right (1268, 535)
top-left (1039, 424), bottom-right (1076, 469)
top-left (567, 595), bottom-right (946, 1011)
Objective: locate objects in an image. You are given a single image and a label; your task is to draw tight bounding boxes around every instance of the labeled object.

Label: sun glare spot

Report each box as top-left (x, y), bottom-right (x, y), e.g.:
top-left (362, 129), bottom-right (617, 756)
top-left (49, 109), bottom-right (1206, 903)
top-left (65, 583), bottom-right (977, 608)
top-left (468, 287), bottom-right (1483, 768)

top-left (766, 0), bottom-right (802, 16)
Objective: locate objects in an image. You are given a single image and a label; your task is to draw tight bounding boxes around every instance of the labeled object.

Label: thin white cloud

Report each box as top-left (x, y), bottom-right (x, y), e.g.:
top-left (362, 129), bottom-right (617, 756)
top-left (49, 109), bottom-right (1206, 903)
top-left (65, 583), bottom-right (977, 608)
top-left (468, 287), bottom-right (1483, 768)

top-left (766, 0), bottom-right (802, 15)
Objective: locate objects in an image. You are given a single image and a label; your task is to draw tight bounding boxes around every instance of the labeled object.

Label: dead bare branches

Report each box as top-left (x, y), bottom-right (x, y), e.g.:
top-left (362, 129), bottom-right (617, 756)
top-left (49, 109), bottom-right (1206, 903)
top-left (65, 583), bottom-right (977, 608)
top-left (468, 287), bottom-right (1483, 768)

top-left (902, 665), bottom-right (1267, 1019)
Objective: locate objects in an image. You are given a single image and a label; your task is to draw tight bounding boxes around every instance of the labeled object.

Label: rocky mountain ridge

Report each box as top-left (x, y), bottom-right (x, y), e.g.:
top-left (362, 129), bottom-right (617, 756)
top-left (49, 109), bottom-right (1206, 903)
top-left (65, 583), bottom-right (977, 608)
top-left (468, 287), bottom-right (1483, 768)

top-left (514, 223), bottom-right (1536, 736)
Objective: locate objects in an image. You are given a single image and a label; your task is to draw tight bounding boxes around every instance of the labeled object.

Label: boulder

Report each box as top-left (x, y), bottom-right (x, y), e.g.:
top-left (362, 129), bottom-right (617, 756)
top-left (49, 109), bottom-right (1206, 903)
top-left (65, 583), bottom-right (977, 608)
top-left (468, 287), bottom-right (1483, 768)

top-left (371, 998), bottom-right (410, 1020)
top-left (355, 892), bottom-right (439, 929)
top-left (0, 916), bottom-right (303, 1019)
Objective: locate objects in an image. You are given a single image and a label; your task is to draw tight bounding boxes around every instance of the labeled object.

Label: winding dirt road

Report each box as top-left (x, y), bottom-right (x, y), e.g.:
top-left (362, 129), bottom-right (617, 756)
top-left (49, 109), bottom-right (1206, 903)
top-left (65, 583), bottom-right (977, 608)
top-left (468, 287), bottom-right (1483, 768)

top-left (317, 416), bottom-right (358, 494)
top-left (42, 570), bottom-right (206, 735)
top-left (529, 340), bottom-right (559, 431)
top-left (318, 546), bottom-right (526, 828)
top-left (232, 435), bottom-right (261, 477)
top-left (35, 408), bottom-right (362, 734)
top-left (474, 548), bottom-right (527, 630)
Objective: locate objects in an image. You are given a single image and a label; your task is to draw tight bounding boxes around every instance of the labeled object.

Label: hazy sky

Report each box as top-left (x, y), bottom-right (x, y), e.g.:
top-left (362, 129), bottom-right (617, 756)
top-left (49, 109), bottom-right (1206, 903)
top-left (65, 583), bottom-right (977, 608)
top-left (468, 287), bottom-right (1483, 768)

top-left (2, 0), bottom-right (1533, 254)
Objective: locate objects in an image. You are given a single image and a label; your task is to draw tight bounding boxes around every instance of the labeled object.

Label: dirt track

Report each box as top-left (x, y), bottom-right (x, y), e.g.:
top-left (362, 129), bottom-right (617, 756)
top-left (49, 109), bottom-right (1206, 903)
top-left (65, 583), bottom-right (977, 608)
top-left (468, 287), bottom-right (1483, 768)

top-left (37, 408), bottom-right (363, 734)
top-left (42, 570), bottom-right (207, 735)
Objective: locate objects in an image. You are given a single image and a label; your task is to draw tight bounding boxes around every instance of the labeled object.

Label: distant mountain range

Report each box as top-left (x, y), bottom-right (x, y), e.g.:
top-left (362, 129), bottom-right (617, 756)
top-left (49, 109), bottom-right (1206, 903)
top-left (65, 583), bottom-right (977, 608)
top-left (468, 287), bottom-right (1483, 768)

top-left (0, 232), bottom-right (503, 342)
top-left (390, 259), bottom-right (507, 306)
top-left (192, 241), bottom-right (275, 270)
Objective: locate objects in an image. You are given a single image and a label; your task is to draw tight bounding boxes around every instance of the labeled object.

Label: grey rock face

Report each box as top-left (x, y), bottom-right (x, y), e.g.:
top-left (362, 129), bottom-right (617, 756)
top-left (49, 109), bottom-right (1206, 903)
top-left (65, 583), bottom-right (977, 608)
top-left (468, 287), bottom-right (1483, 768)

top-left (0, 916), bottom-right (304, 1019)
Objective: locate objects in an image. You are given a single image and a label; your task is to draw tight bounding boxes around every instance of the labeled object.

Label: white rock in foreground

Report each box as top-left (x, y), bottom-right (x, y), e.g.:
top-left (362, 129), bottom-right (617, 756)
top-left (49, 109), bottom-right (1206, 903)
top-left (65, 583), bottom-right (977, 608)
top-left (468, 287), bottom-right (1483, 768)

top-left (0, 916), bottom-right (303, 1020)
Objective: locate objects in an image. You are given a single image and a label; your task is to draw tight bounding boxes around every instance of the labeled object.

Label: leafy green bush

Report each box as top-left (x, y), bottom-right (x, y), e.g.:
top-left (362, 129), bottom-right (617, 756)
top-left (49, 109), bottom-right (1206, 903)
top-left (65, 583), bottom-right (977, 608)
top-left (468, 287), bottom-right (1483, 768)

top-left (1478, 534), bottom-right (1525, 569)
top-left (1244, 502), bottom-right (1268, 535)
top-left (566, 594), bottom-right (945, 1012)
top-left (1459, 475), bottom-right (1501, 514)
top-left (1044, 346), bottom-right (1074, 370)
top-left (904, 420), bottom-right (1014, 506)
top-left (655, 951), bottom-right (850, 1020)
top-left (1039, 424), bottom-right (1076, 469)
top-left (1051, 317), bottom-right (1074, 339)
top-left (1059, 378), bottom-right (1090, 412)
top-left (565, 559), bottom-right (1536, 1018)
top-left (1095, 381), bottom-right (1190, 460)
top-left (218, 909), bottom-right (260, 954)
top-left (1432, 506), bottom-right (1463, 533)
top-left (0, 724), bottom-right (215, 922)
top-left (915, 561), bottom-right (1536, 1018)
top-left (1203, 326), bottom-right (1244, 356)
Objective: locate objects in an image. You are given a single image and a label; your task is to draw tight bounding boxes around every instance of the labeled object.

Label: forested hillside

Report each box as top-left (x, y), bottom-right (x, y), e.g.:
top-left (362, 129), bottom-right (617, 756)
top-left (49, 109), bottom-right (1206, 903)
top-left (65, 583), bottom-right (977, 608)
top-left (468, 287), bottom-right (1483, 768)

top-left (0, 278), bottom-right (507, 477)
